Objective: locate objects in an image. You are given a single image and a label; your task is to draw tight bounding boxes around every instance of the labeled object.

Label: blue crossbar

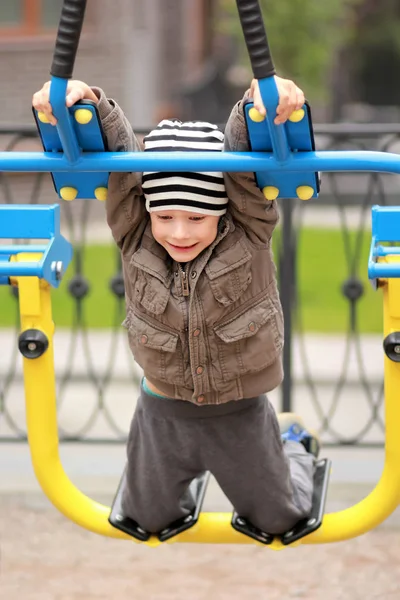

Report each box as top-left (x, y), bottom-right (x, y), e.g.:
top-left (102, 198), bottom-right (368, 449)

top-left (1, 150), bottom-right (400, 174)
top-left (0, 205), bottom-right (72, 287)
top-left (368, 206), bottom-right (400, 280)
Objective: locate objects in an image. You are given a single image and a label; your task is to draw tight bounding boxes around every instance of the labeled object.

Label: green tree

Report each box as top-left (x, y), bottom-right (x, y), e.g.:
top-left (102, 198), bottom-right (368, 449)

top-left (218, 0), bottom-right (360, 101)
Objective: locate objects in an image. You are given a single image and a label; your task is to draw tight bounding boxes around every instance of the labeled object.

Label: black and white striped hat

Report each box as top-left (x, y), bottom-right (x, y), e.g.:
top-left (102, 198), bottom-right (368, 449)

top-left (142, 119), bottom-right (229, 216)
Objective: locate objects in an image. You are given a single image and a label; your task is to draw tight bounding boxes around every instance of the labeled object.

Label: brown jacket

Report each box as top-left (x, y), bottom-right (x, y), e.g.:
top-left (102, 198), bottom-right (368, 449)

top-left (95, 88), bottom-right (284, 405)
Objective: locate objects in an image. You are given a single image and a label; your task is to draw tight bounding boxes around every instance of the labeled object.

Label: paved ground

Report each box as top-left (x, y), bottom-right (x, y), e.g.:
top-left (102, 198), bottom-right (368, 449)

top-left (1, 442), bottom-right (400, 599)
top-left (2, 497), bottom-right (400, 600)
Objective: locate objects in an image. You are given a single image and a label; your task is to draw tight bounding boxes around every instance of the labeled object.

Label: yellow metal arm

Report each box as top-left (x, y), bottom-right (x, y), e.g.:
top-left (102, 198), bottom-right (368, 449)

top-left (306, 257), bottom-right (400, 544)
top-left (17, 253), bottom-right (400, 546)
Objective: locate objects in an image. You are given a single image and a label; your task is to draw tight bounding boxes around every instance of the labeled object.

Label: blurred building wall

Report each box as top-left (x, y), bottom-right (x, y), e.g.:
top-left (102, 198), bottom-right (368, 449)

top-left (0, 0), bottom-right (210, 129)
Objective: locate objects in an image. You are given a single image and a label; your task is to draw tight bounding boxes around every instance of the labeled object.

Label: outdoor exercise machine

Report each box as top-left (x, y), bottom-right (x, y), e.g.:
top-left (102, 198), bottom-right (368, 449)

top-left (1, 0), bottom-right (400, 549)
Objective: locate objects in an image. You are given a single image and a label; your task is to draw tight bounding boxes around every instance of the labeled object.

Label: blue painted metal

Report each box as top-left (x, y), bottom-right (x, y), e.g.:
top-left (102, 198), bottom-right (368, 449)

top-left (368, 206), bottom-right (400, 282)
top-left (0, 255), bottom-right (11, 286)
top-left (244, 100), bottom-right (319, 199)
top-left (258, 77), bottom-right (290, 163)
top-left (34, 100), bottom-right (108, 200)
top-left (0, 205), bottom-right (73, 288)
top-left (0, 245), bottom-right (48, 255)
top-left (375, 247), bottom-right (400, 256)
top-left (2, 79), bottom-right (400, 289)
top-left (241, 75), bottom-right (319, 199)
top-left (0, 205), bottom-right (59, 239)
top-left (1, 150), bottom-right (400, 175)
top-left (49, 77), bottom-right (81, 164)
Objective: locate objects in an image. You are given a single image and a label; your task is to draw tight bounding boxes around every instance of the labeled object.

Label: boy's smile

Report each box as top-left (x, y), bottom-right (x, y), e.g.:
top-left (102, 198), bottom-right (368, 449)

top-left (150, 210), bottom-right (220, 261)
top-left (167, 241), bottom-right (199, 253)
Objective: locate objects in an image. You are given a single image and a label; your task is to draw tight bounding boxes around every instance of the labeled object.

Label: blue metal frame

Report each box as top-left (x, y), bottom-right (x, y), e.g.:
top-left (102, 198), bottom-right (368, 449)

top-left (1, 75), bottom-right (400, 285)
top-left (258, 77), bottom-right (290, 162)
top-left (244, 99), bottom-right (319, 199)
top-left (34, 79), bottom-right (108, 200)
top-left (0, 205), bottom-right (73, 288)
top-left (2, 149), bottom-right (400, 174)
top-left (368, 206), bottom-right (400, 282)
top-left (50, 77), bottom-right (81, 164)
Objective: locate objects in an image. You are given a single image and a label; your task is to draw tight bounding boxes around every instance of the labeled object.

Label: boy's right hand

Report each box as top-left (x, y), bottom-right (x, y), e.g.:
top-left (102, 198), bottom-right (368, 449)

top-left (32, 80), bottom-right (99, 126)
top-left (250, 77), bottom-right (305, 125)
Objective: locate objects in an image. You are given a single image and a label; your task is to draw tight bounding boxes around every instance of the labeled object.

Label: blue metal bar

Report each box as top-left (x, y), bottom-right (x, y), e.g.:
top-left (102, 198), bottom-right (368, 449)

top-left (1, 150), bottom-right (400, 174)
top-left (0, 255), bottom-right (10, 285)
top-left (258, 77), bottom-right (290, 163)
top-left (368, 205), bottom-right (400, 281)
top-left (370, 205), bottom-right (400, 242)
top-left (368, 263), bottom-right (400, 279)
top-left (0, 204), bottom-right (73, 288)
top-left (0, 205), bottom-right (59, 239)
top-left (0, 246), bottom-right (48, 255)
top-left (49, 77), bottom-right (81, 164)
top-left (0, 262), bottom-right (43, 278)
top-left (375, 246), bottom-right (400, 256)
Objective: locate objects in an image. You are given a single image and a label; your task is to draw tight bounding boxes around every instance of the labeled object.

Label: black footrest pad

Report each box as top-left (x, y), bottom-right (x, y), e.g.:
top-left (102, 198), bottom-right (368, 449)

top-left (231, 457), bottom-right (331, 546)
top-left (108, 468), bottom-right (150, 541)
top-left (109, 469), bottom-right (210, 543)
top-left (281, 457), bottom-right (331, 545)
top-left (231, 513), bottom-right (274, 545)
top-left (158, 471), bottom-right (210, 542)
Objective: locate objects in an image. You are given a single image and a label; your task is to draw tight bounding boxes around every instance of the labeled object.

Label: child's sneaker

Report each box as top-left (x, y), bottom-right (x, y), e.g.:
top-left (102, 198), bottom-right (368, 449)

top-left (277, 413), bottom-right (320, 458)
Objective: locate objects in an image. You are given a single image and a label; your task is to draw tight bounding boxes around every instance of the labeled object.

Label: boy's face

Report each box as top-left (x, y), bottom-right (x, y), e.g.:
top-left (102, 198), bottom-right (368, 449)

top-left (150, 210), bottom-right (220, 262)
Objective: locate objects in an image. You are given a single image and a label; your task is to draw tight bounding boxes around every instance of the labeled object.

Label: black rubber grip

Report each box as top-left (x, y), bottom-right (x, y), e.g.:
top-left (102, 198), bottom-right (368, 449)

top-left (235, 0), bottom-right (275, 79)
top-left (50, 0), bottom-right (87, 79)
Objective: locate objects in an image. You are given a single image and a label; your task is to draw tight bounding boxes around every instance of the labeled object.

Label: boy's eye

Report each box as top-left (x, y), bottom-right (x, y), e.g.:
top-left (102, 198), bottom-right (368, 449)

top-left (189, 216), bottom-right (205, 222)
top-left (157, 215), bottom-right (172, 221)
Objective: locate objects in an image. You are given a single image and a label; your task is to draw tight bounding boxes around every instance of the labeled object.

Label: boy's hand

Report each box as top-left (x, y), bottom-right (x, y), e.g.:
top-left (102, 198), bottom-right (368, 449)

top-left (32, 80), bottom-right (99, 126)
top-left (250, 76), bottom-right (305, 125)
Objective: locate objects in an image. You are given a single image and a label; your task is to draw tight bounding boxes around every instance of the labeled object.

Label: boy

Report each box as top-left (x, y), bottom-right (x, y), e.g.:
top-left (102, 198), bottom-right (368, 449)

top-left (32, 77), bottom-right (319, 535)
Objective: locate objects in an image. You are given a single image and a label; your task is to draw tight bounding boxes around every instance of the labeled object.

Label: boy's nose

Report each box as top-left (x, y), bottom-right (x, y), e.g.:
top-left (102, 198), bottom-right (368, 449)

top-left (172, 223), bottom-right (190, 240)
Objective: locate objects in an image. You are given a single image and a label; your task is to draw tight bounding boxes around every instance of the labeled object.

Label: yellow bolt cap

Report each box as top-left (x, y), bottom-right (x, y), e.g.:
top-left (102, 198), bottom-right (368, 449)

top-left (289, 108), bottom-right (305, 123)
top-left (263, 186), bottom-right (279, 201)
top-left (94, 186), bottom-right (108, 201)
top-left (296, 186), bottom-right (314, 201)
top-left (74, 108), bottom-right (93, 125)
top-left (38, 111), bottom-right (50, 123)
top-left (249, 107), bottom-right (266, 123)
top-left (60, 187), bottom-right (78, 201)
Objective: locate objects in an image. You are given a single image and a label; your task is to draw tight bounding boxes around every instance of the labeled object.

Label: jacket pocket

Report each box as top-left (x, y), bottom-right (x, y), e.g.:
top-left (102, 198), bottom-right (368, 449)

top-left (205, 238), bottom-right (252, 306)
top-left (128, 246), bottom-right (173, 315)
top-left (133, 270), bottom-right (170, 315)
top-left (124, 310), bottom-right (185, 385)
top-left (213, 295), bottom-right (283, 381)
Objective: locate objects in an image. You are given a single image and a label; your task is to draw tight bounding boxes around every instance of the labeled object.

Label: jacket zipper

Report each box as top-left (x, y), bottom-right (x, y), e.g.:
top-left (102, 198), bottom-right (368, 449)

top-left (179, 264), bottom-right (190, 297)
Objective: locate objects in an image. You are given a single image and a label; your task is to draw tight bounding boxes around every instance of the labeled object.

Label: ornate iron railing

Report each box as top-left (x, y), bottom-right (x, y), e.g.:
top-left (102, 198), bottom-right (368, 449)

top-left (2, 123), bottom-right (400, 445)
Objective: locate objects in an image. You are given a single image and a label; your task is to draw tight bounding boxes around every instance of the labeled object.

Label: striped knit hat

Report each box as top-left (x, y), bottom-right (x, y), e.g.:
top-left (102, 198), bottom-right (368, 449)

top-left (142, 119), bottom-right (229, 216)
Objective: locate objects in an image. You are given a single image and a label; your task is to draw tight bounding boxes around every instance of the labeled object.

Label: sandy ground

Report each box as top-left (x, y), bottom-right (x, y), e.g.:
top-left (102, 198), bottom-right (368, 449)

top-left (1, 492), bottom-right (399, 600)
top-left (1, 444), bottom-right (398, 599)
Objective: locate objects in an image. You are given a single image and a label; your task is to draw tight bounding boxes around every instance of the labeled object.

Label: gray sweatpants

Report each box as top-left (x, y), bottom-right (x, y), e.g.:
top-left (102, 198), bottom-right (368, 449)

top-left (122, 386), bottom-right (315, 535)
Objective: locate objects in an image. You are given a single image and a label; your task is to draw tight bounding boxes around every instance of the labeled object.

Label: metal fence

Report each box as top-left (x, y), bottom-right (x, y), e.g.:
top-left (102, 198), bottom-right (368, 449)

top-left (2, 123), bottom-right (400, 445)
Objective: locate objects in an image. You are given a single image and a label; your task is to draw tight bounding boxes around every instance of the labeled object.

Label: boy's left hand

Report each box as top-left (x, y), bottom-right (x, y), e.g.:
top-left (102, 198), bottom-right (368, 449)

top-left (250, 76), bottom-right (305, 125)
